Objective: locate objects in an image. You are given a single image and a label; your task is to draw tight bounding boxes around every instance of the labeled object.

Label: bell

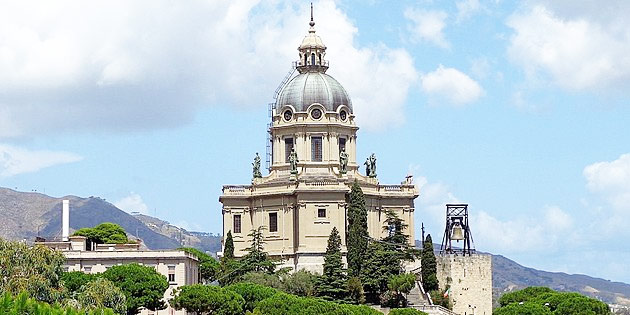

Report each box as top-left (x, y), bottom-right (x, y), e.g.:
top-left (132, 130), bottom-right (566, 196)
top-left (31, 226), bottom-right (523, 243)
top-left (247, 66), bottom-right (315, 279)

top-left (451, 222), bottom-right (464, 241)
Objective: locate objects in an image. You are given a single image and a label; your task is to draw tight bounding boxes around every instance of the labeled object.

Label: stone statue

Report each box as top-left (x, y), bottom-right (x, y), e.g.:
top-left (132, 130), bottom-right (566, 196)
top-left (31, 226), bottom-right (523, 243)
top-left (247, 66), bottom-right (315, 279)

top-left (339, 148), bottom-right (348, 174)
top-left (252, 152), bottom-right (262, 178)
top-left (364, 153), bottom-right (377, 177)
top-left (289, 148), bottom-right (299, 174)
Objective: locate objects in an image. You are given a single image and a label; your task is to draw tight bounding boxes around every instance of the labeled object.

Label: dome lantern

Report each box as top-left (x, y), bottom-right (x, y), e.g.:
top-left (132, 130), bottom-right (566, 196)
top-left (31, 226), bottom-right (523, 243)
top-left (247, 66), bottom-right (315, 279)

top-left (297, 3), bottom-right (329, 74)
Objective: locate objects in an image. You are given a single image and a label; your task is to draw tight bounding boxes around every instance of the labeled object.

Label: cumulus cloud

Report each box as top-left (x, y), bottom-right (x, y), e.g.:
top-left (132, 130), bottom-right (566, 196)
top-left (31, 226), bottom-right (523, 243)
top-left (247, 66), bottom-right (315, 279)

top-left (507, 4), bottom-right (630, 91)
top-left (0, 144), bottom-right (82, 177)
top-left (421, 65), bottom-right (484, 105)
top-left (0, 0), bottom-right (416, 138)
top-left (471, 205), bottom-right (574, 253)
top-left (114, 192), bottom-right (149, 215)
top-left (404, 8), bottom-right (449, 49)
top-left (584, 153), bottom-right (630, 212)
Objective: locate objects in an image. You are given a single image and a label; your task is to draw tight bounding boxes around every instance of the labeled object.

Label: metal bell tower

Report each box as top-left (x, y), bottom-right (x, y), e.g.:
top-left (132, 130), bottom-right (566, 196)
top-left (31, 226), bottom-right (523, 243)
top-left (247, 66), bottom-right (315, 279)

top-left (440, 204), bottom-right (475, 256)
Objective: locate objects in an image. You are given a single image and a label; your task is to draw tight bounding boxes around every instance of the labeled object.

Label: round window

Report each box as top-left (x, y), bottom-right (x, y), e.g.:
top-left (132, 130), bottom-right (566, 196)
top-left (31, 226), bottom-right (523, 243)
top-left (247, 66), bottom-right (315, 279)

top-left (340, 110), bottom-right (347, 121)
top-left (311, 108), bottom-right (322, 120)
top-left (283, 110), bottom-right (293, 121)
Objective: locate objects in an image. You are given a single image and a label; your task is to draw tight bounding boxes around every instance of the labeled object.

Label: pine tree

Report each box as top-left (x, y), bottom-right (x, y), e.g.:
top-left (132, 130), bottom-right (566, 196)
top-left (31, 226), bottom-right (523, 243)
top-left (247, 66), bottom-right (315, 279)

top-left (347, 180), bottom-right (368, 277)
top-left (316, 227), bottom-right (348, 302)
top-left (224, 230), bottom-right (234, 259)
top-left (242, 226), bottom-right (274, 273)
top-left (421, 234), bottom-right (439, 292)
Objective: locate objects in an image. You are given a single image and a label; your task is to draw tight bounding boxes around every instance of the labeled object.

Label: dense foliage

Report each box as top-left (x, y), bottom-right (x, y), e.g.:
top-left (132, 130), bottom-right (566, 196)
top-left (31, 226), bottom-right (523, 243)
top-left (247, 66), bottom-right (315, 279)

top-left (102, 263), bottom-right (168, 315)
top-left (0, 238), bottom-right (65, 303)
top-left (420, 234), bottom-right (438, 292)
top-left (60, 271), bottom-right (96, 295)
top-left (219, 227), bottom-right (277, 286)
top-left (223, 230), bottom-right (235, 259)
top-left (347, 181), bottom-right (368, 278)
top-left (384, 273), bottom-right (416, 308)
top-left (77, 278), bottom-right (127, 315)
top-left (0, 291), bottom-right (115, 315)
top-left (73, 222), bottom-right (129, 245)
top-left (253, 292), bottom-right (382, 315)
top-left (225, 282), bottom-right (279, 312)
top-left (495, 287), bottom-right (610, 315)
top-left (179, 247), bottom-right (219, 283)
top-left (317, 227), bottom-right (348, 302)
top-left (170, 284), bottom-right (244, 315)
top-left (388, 309), bottom-right (429, 315)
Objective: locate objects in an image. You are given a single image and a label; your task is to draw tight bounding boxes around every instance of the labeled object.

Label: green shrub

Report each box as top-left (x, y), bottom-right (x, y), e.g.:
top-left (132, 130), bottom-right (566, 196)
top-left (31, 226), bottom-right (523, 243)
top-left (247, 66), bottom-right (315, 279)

top-left (0, 291), bottom-right (115, 315)
top-left (170, 284), bottom-right (244, 315)
top-left (495, 287), bottom-right (610, 315)
top-left (493, 302), bottom-right (552, 315)
top-left (498, 287), bottom-right (555, 307)
top-left (253, 292), bottom-right (382, 315)
top-left (388, 308), bottom-right (429, 315)
top-left (225, 282), bottom-right (279, 312)
top-left (61, 271), bottom-right (97, 295)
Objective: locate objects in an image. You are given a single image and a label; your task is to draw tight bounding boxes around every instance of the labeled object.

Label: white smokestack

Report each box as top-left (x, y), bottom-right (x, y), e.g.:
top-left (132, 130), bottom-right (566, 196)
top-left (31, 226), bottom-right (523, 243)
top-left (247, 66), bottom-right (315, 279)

top-left (62, 200), bottom-right (69, 241)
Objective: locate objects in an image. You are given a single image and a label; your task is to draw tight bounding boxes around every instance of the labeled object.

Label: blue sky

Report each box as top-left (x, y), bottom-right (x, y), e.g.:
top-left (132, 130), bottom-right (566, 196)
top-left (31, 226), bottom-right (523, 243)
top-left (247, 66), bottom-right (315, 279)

top-left (2, 0), bottom-right (630, 283)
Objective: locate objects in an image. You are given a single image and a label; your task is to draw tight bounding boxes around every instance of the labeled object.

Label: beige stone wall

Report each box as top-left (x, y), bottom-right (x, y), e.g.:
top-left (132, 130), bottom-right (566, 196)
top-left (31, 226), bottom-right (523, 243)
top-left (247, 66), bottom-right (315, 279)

top-left (436, 254), bottom-right (492, 315)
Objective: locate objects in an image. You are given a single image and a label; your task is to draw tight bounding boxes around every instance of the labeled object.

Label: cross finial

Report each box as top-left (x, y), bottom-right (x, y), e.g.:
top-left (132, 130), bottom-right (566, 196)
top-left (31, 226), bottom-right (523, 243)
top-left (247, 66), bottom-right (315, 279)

top-left (309, 3), bottom-right (315, 27)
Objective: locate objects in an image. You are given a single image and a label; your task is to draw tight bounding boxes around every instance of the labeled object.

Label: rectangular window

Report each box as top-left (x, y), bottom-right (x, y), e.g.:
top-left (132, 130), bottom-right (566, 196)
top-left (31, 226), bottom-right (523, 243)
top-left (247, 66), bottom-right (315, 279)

top-left (285, 138), bottom-right (294, 162)
top-left (269, 212), bottom-right (278, 232)
top-left (84, 266), bottom-right (92, 273)
top-left (339, 137), bottom-right (346, 153)
top-left (318, 208), bottom-right (326, 218)
top-left (234, 215), bottom-right (241, 234)
top-left (311, 136), bottom-right (322, 162)
top-left (168, 266), bottom-right (176, 283)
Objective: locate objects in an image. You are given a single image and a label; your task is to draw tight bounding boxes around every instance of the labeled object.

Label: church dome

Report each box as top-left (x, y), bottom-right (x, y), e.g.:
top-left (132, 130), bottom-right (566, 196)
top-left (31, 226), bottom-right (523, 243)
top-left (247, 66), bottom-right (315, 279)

top-left (276, 72), bottom-right (352, 112)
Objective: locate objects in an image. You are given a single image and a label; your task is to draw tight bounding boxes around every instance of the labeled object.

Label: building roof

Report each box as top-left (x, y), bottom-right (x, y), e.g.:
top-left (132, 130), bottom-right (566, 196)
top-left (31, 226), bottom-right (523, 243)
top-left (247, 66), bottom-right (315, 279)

top-left (276, 72), bottom-right (352, 112)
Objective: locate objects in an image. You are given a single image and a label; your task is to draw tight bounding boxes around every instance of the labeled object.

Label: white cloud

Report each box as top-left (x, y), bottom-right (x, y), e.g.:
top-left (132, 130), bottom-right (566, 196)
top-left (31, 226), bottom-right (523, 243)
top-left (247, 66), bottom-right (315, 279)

top-left (0, 144), bottom-right (82, 177)
top-left (471, 205), bottom-right (574, 253)
top-left (114, 192), bottom-right (149, 215)
top-left (404, 8), bottom-right (450, 49)
top-left (0, 0), bottom-right (417, 138)
top-left (507, 4), bottom-right (630, 91)
top-left (456, 0), bottom-right (481, 22)
top-left (421, 65), bottom-right (484, 105)
top-left (584, 153), bottom-right (630, 212)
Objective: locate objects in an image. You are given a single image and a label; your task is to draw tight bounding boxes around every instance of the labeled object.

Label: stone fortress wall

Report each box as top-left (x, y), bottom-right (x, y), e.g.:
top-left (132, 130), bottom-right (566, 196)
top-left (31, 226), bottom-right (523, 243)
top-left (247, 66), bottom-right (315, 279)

top-left (436, 254), bottom-right (492, 315)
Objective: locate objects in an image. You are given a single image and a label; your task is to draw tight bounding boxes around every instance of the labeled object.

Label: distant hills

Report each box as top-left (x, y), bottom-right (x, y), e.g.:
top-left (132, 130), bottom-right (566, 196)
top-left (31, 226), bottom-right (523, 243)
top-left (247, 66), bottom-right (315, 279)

top-left (1, 186), bottom-right (629, 307)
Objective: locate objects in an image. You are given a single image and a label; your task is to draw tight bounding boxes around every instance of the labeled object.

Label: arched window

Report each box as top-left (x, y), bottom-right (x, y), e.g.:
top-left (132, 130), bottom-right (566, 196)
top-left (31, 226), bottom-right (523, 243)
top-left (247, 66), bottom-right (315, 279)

top-left (311, 53), bottom-right (316, 66)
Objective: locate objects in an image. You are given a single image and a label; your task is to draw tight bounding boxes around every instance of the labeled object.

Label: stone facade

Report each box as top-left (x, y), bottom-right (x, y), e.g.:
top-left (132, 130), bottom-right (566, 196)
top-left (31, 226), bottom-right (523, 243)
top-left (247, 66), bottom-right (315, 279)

top-left (436, 254), bottom-right (492, 315)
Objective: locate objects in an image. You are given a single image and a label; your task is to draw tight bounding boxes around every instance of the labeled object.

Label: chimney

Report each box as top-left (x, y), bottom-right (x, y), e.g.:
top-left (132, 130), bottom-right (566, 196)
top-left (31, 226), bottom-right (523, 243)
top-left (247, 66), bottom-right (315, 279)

top-left (62, 200), bottom-right (70, 241)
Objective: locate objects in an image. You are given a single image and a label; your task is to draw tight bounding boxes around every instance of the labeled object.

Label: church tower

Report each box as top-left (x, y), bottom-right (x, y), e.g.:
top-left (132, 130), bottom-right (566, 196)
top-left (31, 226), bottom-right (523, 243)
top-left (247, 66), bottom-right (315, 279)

top-left (220, 8), bottom-right (418, 272)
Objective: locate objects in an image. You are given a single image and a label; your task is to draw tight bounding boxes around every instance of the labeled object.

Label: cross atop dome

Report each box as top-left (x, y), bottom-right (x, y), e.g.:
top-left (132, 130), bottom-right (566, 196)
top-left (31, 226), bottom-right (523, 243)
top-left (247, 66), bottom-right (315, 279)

top-left (297, 3), bottom-right (329, 73)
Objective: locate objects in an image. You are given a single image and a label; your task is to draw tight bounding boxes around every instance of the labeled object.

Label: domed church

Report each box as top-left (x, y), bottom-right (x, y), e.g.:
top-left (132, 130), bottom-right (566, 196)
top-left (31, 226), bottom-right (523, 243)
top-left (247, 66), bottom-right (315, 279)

top-left (219, 10), bottom-right (418, 272)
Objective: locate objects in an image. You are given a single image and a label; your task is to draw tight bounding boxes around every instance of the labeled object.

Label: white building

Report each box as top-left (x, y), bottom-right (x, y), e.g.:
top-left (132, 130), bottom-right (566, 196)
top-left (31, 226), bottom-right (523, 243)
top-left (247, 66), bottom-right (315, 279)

top-left (38, 235), bottom-right (199, 315)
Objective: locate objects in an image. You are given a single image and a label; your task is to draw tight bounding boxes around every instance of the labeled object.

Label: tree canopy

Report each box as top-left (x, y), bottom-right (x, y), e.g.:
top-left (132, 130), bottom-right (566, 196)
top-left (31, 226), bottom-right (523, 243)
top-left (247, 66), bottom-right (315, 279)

top-left (170, 284), bottom-right (244, 315)
top-left (316, 227), bottom-right (348, 302)
top-left (0, 291), bottom-right (115, 315)
top-left (61, 271), bottom-right (97, 295)
top-left (102, 263), bottom-right (168, 315)
top-left (77, 278), bottom-right (127, 315)
top-left (0, 238), bottom-right (65, 303)
top-left (495, 287), bottom-right (610, 315)
top-left (420, 234), bottom-right (438, 292)
top-left (73, 222), bottom-right (129, 245)
top-left (347, 181), bottom-right (368, 278)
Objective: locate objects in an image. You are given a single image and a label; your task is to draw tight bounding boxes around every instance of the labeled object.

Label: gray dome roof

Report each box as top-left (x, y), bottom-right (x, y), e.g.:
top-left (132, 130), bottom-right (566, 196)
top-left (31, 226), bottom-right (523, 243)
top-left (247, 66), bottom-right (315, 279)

top-left (276, 72), bottom-right (352, 112)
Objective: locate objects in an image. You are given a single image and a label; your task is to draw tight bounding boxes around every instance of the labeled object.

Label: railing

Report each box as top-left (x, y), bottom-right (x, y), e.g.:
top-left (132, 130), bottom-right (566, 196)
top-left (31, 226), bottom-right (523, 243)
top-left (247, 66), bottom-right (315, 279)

top-left (382, 185), bottom-right (403, 191)
top-left (222, 185), bottom-right (251, 194)
top-left (411, 305), bottom-right (457, 315)
top-left (305, 181), bottom-right (338, 186)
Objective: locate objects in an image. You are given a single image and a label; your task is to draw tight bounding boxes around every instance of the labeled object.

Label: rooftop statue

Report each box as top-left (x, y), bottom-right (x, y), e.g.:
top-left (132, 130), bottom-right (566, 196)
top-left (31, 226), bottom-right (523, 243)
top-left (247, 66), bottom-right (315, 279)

top-left (289, 148), bottom-right (299, 175)
top-left (365, 153), bottom-right (377, 178)
top-left (252, 152), bottom-right (262, 178)
top-left (339, 148), bottom-right (348, 174)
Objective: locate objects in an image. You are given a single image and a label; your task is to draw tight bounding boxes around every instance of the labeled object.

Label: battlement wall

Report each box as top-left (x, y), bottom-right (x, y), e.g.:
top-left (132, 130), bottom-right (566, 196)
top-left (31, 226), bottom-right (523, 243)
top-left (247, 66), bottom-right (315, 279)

top-left (436, 254), bottom-right (492, 315)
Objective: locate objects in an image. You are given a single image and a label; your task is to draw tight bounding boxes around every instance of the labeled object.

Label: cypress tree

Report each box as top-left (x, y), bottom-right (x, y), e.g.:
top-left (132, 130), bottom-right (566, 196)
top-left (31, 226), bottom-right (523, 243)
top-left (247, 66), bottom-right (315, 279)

top-left (316, 227), bottom-right (348, 302)
top-left (347, 180), bottom-right (368, 277)
top-left (224, 230), bottom-right (234, 259)
top-left (421, 234), bottom-right (439, 292)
